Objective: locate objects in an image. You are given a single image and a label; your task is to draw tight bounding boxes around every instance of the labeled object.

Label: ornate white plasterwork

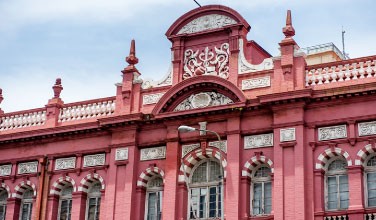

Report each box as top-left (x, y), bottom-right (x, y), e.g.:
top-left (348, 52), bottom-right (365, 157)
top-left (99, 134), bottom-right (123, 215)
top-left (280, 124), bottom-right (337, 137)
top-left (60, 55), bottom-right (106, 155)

top-left (141, 63), bottom-right (173, 89)
top-left (0, 164), bottom-right (12, 176)
top-left (244, 133), bottom-right (273, 149)
top-left (198, 121), bottom-right (207, 136)
top-left (83, 154), bottom-right (106, 167)
top-left (177, 14), bottom-right (237, 35)
top-left (242, 76), bottom-right (271, 90)
top-left (318, 125), bottom-right (347, 141)
top-left (208, 140), bottom-right (227, 153)
top-left (140, 146), bottom-right (166, 161)
top-left (358, 121), bottom-right (376, 137)
top-left (55, 157), bottom-right (76, 170)
top-left (238, 39), bottom-right (273, 74)
top-left (182, 143), bottom-right (201, 158)
top-left (115, 148), bottom-right (128, 161)
top-left (173, 92), bottom-right (233, 112)
top-left (280, 128), bottom-right (296, 142)
top-left (143, 92), bottom-right (165, 105)
top-left (183, 43), bottom-right (230, 79)
top-left (18, 161), bottom-right (38, 174)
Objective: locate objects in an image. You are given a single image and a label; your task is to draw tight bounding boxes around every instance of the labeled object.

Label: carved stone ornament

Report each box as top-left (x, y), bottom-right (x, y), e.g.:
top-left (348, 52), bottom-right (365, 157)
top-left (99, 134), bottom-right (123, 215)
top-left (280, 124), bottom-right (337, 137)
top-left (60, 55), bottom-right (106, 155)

top-left (238, 39), bottom-right (274, 74)
top-left (182, 143), bottom-right (201, 158)
top-left (140, 146), bottom-right (166, 161)
top-left (0, 164), bottom-right (12, 176)
top-left (55, 157), bottom-right (76, 170)
top-left (183, 43), bottom-right (230, 79)
top-left (280, 128), bottom-right (296, 142)
top-left (358, 121), bottom-right (376, 137)
top-left (143, 92), bottom-right (165, 105)
top-left (115, 148), bottom-right (129, 161)
top-left (83, 153), bottom-right (106, 167)
top-left (198, 121), bottom-right (207, 136)
top-left (208, 140), bottom-right (227, 153)
top-left (242, 76), bottom-right (271, 90)
top-left (18, 161), bottom-right (38, 174)
top-left (177, 14), bottom-right (237, 35)
top-left (142, 63), bottom-right (173, 89)
top-left (173, 92), bottom-right (233, 112)
top-left (318, 125), bottom-right (347, 141)
top-left (244, 133), bottom-right (273, 149)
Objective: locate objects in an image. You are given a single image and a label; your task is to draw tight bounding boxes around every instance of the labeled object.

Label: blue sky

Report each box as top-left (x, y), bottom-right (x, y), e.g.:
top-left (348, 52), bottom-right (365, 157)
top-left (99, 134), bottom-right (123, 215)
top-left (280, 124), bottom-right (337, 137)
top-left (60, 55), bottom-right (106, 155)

top-left (0, 0), bottom-right (375, 113)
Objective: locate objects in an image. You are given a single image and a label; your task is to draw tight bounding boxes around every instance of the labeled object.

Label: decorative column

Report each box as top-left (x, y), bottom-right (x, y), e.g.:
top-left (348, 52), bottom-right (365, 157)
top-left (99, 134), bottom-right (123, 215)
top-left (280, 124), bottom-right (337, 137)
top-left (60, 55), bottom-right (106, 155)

top-left (161, 125), bottom-right (180, 220)
top-left (347, 166), bottom-right (365, 218)
top-left (225, 116), bottom-right (241, 219)
top-left (71, 191), bottom-right (87, 220)
top-left (176, 182), bottom-right (188, 220)
top-left (313, 170), bottom-right (324, 220)
top-left (240, 176), bottom-right (250, 219)
top-left (46, 195), bottom-right (59, 220)
top-left (122, 144), bottom-right (139, 220)
top-left (5, 198), bottom-right (20, 220)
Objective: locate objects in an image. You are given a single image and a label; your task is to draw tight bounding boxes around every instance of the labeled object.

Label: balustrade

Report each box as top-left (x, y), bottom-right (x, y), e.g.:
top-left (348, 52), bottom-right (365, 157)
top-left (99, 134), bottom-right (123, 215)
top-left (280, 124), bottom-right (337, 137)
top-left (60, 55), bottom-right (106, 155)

top-left (58, 100), bottom-right (116, 122)
top-left (324, 215), bottom-right (348, 220)
top-left (0, 110), bottom-right (46, 131)
top-left (366, 213), bottom-right (376, 220)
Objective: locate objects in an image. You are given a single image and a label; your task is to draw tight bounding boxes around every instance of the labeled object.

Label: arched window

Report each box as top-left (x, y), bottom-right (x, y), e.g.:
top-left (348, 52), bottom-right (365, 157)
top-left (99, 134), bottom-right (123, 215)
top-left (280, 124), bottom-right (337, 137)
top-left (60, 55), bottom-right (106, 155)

top-left (58, 185), bottom-right (73, 220)
top-left (86, 182), bottom-right (101, 220)
top-left (189, 159), bottom-right (222, 219)
top-left (0, 189), bottom-right (7, 220)
top-left (20, 188), bottom-right (33, 220)
top-left (251, 166), bottom-right (272, 216)
top-left (145, 177), bottom-right (163, 220)
top-left (365, 156), bottom-right (376, 207)
top-left (326, 159), bottom-right (349, 210)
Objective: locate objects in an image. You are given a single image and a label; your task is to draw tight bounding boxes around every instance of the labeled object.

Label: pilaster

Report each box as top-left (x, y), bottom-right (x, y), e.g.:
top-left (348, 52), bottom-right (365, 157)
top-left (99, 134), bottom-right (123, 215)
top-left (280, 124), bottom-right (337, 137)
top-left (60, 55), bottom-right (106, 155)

top-left (71, 191), bottom-right (87, 220)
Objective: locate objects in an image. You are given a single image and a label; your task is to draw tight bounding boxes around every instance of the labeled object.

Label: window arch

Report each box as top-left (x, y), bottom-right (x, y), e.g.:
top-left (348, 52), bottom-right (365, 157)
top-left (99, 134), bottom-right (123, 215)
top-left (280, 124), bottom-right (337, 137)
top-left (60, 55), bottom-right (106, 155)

top-left (0, 189), bottom-right (7, 220)
top-left (58, 185), bottom-right (73, 220)
top-left (145, 176), bottom-right (163, 220)
top-left (86, 181), bottom-right (102, 220)
top-left (365, 155), bottom-right (376, 207)
top-left (188, 159), bottom-right (222, 219)
top-left (251, 165), bottom-right (272, 216)
top-left (325, 158), bottom-right (349, 211)
top-left (20, 187), bottom-right (34, 220)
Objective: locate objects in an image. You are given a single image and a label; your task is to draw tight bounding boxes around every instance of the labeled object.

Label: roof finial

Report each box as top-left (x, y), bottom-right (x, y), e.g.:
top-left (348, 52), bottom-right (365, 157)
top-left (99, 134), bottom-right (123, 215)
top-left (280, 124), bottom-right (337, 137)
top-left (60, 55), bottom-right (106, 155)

top-left (283, 10), bottom-right (295, 39)
top-left (126, 39), bottom-right (138, 67)
top-left (0, 88), bottom-right (3, 114)
top-left (52, 78), bottom-right (63, 99)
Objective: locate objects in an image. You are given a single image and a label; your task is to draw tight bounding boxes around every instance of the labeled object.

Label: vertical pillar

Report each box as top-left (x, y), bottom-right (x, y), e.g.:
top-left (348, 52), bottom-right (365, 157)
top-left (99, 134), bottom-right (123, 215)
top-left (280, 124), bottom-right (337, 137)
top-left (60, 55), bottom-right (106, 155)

top-left (225, 116), bottom-right (241, 219)
top-left (134, 188), bottom-right (146, 220)
top-left (101, 148), bottom-right (117, 220)
top-left (123, 145), bottom-right (138, 220)
top-left (71, 191), bottom-right (87, 220)
top-left (273, 128), bottom-right (284, 220)
top-left (294, 125), bottom-right (306, 220)
top-left (5, 198), bottom-right (20, 220)
top-left (313, 170), bottom-right (324, 220)
top-left (161, 125), bottom-right (179, 220)
top-left (240, 177), bottom-right (250, 219)
top-left (45, 195), bottom-right (59, 220)
top-left (348, 166), bottom-right (364, 218)
top-left (176, 182), bottom-right (188, 220)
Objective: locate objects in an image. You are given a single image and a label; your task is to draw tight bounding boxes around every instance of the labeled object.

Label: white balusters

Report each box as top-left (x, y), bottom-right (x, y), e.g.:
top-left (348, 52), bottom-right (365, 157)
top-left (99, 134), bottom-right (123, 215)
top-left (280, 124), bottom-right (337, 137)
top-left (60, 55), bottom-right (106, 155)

top-left (58, 100), bottom-right (116, 122)
top-left (0, 111), bottom-right (46, 131)
top-left (306, 59), bottom-right (376, 86)
top-left (323, 215), bottom-right (348, 220)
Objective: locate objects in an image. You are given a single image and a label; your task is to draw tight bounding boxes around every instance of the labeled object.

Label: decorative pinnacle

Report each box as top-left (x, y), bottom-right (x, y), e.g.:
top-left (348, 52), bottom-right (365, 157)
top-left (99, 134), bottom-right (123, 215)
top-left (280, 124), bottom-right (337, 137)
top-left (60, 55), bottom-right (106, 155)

top-left (282, 10), bottom-right (295, 39)
top-left (52, 78), bottom-right (63, 98)
top-left (126, 39), bottom-right (138, 66)
top-left (0, 88), bottom-right (3, 105)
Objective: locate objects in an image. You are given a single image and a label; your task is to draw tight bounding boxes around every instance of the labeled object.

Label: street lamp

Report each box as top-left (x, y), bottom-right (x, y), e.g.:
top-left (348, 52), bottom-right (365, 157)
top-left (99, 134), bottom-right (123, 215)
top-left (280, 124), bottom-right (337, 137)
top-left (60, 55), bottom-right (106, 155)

top-left (178, 125), bottom-right (224, 220)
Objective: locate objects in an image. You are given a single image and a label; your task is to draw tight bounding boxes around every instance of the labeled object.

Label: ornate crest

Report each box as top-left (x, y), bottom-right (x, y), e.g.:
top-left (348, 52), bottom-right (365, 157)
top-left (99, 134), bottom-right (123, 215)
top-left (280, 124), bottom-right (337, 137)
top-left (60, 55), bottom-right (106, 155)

top-left (174, 92), bottom-right (233, 112)
top-left (177, 14), bottom-right (237, 35)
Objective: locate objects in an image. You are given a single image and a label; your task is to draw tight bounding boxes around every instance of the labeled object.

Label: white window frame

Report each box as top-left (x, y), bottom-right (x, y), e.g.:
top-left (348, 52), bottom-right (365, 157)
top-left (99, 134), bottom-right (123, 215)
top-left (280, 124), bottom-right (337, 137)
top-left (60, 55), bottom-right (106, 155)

top-left (19, 189), bottom-right (33, 220)
top-left (250, 165), bottom-right (272, 217)
top-left (85, 182), bottom-right (102, 220)
top-left (364, 155), bottom-right (376, 208)
top-left (187, 159), bottom-right (222, 220)
top-left (324, 157), bottom-right (349, 211)
top-left (144, 177), bottom-right (163, 220)
top-left (57, 186), bottom-right (73, 220)
top-left (0, 190), bottom-right (7, 220)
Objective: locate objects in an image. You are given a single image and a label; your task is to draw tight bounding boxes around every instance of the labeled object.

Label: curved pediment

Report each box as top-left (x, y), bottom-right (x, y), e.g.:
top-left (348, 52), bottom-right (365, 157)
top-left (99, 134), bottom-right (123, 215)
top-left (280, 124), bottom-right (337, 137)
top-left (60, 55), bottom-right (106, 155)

top-left (177, 14), bottom-right (237, 35)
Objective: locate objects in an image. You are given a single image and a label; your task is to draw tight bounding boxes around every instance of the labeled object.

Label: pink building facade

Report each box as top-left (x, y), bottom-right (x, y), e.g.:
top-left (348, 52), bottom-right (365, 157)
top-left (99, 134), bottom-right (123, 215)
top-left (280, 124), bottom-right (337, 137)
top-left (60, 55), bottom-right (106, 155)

top-left (1, 5), bottom-right (376, 220)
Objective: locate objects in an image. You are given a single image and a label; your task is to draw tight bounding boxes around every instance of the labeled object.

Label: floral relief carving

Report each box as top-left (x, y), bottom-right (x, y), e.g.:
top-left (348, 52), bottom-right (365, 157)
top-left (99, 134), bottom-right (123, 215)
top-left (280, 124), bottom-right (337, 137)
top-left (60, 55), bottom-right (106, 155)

top-left (244, 133), bottom-right (273, 149)
top-left (18, 161), bottom-right (38, 174)
top-left (358, 121), bottom-right (376, 136)
top-left (182, 143), bottom-right (201, 158)
top-left (318, 125), bottom-right (347, 141)
top-left (177, 14), bottom-right (237, 35)
top-left (140, 146), bottom-right (166, 161)
top-left (242, 76), bottom-right (271, 90)
top-left (83, 154), bottom-right (106, 167)
top-left (183, 43), bottom-right (230, 79)
top-left (280, 128), bottom-right (296, 142)
top-left (55, 157), bottom-right (76, 170)
top-left (173, 92), bottom-right (233, 112)
top-left (0, 164), bottom-right (12, 176)
top-left (115, 148), bottom-right (128, 161)
top-left (208, 140), bottom-right (227, 153)
top-left (143, 92), bottom-right (165, 105)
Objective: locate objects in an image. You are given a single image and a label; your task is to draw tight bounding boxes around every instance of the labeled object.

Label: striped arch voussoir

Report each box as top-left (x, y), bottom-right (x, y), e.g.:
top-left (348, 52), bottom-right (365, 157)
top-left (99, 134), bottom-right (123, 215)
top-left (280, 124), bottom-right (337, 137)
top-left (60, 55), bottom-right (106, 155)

top-left (242, 155), bottom-right (274, 178)
top-left (356, 144), bottom-right (376, 166)
top-left (137, 167), bottom-right (165, 188)
top-left (0, 183), bottom-right (11, 198)
top-left (78, 173), bottom-right (105, 193)
top-left (178, 147), bottom-right (227, 183)
top-left (315, 147), bottom-right (352, 171)
top-left (12, 180), bottom-right (37, 199)
top-left (50, 176), bottom-right (77, 195)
